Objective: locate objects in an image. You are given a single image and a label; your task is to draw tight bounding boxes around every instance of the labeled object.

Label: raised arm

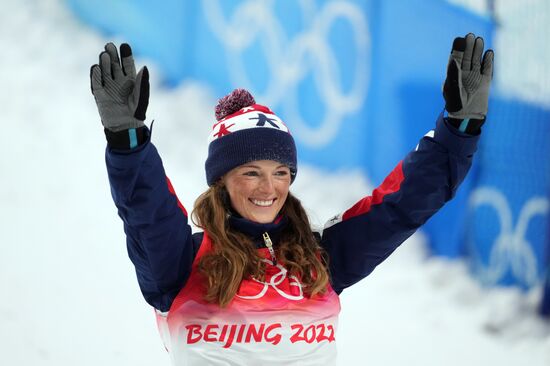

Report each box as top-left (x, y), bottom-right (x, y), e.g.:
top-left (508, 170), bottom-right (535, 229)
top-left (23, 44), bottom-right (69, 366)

top-left (321, 33), bottom-right (494, 293)
top-left (91, 43), bottom-right (196, 312)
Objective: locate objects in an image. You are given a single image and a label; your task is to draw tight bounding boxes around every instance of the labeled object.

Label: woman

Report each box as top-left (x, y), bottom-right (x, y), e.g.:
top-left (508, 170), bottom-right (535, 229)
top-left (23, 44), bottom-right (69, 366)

top-left (90, 34), bottom-right (493, 365)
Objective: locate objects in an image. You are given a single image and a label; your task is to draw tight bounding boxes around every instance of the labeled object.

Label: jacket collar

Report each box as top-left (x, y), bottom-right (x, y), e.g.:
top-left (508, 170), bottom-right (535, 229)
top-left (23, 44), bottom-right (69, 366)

top-left (228, 214), bottom-right (287, 248)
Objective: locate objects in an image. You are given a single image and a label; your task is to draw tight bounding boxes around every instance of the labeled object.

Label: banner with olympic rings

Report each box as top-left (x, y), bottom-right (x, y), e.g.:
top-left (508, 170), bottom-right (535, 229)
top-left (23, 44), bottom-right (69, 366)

top-left (68, 0), bottom-right (491, 174)
top-left (67, 0), bottom-right (550, 307)
top-left (464, 97), bottom-right (550, 291)
top-left (68, 0), bottom-right (490, 249)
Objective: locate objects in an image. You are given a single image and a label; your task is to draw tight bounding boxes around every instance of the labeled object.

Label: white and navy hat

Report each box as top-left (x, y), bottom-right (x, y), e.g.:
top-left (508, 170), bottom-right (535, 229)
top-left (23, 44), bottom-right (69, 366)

top-left (205, 89), bottom-right (297, 186)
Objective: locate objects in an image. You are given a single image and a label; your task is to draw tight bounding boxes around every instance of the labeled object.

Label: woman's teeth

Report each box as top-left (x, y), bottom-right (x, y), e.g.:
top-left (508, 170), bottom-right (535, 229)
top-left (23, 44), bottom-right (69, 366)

top-left (251, 199), bottom-right (274, 207)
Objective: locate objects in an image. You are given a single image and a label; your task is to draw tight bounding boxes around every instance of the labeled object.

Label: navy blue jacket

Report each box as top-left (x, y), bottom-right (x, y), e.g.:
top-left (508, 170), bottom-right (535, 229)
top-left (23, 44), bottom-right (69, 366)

top-left (106, 114), bottom-right (479, 312)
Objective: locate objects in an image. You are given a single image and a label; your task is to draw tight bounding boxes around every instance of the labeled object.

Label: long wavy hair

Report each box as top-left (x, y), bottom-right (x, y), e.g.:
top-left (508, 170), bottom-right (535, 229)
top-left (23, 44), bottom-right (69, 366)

top-left (191, 181), bottom-right (329, 307)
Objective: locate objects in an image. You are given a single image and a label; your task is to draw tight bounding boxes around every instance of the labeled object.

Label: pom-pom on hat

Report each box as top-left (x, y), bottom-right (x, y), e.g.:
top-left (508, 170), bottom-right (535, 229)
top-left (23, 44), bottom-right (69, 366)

top-left (205, 89), bottom-right (297, 186)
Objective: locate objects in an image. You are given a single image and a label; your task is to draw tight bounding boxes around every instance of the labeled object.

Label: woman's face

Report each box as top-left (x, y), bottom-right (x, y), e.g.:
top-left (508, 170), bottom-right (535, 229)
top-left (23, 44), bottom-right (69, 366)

top-left (223, 160), bottom-right (291, 223)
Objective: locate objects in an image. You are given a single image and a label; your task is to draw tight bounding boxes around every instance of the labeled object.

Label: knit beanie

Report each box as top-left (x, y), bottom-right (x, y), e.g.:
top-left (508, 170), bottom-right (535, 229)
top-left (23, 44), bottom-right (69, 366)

top-left (205, 89), bottom-right (297, 186)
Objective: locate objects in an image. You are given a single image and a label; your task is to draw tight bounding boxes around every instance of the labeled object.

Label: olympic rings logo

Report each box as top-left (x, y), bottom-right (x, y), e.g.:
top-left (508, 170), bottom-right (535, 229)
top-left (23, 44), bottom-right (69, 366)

top-left (202, 0), bottom-right (370, 146)
top-left (236, 259), bottom-right (304, 301)
top-left (468, 187), bottom-right (549, 287)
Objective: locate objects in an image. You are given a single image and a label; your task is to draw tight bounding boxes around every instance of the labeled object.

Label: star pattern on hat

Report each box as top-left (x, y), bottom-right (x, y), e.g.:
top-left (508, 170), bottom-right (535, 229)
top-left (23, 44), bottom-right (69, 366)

top-left (213, 122), bottom-right (235, 139)
top-left (206, 89), bottom-right (297, 185)
top-left (249, 113), bottom-right (280, 128)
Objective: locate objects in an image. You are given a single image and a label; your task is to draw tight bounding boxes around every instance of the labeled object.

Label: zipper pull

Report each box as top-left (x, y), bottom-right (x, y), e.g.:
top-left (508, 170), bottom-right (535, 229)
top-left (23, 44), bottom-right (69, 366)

top-left (262, 232), bottom-right (277, 265)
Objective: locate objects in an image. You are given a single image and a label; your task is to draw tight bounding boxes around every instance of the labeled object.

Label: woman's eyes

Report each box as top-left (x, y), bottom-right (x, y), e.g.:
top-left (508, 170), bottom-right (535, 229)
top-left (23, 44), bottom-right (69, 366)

top-left (242, 170), bottom-right (289, 177)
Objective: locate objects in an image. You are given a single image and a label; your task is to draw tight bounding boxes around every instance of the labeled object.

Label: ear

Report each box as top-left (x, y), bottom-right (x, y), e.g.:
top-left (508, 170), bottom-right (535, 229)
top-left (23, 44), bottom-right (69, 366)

top-left (217, 176), bottom-right (227, 189)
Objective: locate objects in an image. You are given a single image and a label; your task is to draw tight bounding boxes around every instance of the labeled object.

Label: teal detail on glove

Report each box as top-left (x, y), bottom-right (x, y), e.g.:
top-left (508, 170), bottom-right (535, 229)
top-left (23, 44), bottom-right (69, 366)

top-left (104, 126), bottom-right (148, 150)
top-left (129, 128), bottom-right (138, 149)
top-left (458, 119), bottom-right (470, 133)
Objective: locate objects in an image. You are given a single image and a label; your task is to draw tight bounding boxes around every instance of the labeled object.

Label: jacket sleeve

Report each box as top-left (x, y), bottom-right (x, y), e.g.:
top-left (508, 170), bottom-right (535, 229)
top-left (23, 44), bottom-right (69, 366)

top-left (105, 130), bottom-right (196, 312)
top-left (320, 114), bottom-right (480, 294)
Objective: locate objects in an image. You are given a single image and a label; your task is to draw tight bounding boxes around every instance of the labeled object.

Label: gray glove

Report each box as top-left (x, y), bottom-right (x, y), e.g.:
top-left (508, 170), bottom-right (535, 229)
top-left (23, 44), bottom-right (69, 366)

top-left (443, 33), bottom-right (494, 122)
top-left (90, 43), bottom-right (149, 132)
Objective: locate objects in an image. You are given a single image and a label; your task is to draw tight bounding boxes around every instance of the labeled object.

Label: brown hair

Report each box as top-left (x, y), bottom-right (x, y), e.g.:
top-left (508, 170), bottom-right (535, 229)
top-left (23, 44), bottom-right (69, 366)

top-left (191, 182), bottom-right (329, 307)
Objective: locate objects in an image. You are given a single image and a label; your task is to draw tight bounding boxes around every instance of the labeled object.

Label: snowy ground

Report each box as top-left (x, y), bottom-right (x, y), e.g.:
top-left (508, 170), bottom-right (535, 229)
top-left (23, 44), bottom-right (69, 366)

top-left (1, 1), bottom-right (549, 365)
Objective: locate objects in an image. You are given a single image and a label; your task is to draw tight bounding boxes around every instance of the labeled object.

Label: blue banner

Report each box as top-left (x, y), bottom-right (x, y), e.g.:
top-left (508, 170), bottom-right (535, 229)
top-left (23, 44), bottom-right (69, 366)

top-left (66, 0), bottom-right (550, 296)
top-left (68, 0), bottom-right (491, 174)
top-left (465, 98), bottom-right (550, 289)
top-left (67, 0), bottom-right (494, 258)
top-left (67, 0), bottom-right (550, 314)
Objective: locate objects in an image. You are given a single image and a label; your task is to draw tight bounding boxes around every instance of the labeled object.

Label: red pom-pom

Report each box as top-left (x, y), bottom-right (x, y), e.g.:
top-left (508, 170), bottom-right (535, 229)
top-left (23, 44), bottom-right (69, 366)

top-left (215, 88), bottom-right (256, 121)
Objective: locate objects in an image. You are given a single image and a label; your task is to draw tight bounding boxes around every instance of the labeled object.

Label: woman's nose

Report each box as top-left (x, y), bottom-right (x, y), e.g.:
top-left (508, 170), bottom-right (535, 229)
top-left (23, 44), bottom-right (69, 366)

top-left (258, 175), bottom-right (275, 193)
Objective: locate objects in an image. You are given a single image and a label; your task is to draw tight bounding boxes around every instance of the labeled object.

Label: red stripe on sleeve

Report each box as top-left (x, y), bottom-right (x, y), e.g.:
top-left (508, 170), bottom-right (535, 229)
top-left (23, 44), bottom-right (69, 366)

top-left (342, 161), bottom-right (405, 221)
top-left (166, 176), bottom-right (188, 217)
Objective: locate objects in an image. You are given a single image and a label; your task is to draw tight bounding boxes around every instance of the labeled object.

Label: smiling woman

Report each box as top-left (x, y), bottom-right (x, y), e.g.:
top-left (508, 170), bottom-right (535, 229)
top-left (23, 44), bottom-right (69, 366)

top-left (190, 98), bottom-right (329, 312)
top-left (224, 161), bottom-right (291, 223)
top-left (90, 36), bottom-right (493, 365)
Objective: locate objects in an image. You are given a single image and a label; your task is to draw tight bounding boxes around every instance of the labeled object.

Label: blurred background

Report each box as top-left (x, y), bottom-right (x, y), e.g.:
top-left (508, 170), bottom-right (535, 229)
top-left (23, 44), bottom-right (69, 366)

top-left (1, 0), bottom-right (549, 365)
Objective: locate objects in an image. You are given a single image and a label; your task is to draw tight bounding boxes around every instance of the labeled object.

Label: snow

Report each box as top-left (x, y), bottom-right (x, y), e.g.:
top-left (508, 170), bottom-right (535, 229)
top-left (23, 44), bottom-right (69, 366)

top-left (1, 0), bottom-right (549, 365)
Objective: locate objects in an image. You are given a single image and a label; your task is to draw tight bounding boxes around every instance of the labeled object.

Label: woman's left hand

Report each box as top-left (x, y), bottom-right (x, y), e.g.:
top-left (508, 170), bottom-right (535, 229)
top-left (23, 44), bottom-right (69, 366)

top-left (443, 33), bottom-right (494, 123)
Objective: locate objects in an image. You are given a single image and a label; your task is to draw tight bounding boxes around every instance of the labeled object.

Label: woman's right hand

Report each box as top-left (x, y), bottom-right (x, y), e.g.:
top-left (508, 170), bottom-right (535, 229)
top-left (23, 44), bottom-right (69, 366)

top-left (90, 43), bottom-right (150, 132)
